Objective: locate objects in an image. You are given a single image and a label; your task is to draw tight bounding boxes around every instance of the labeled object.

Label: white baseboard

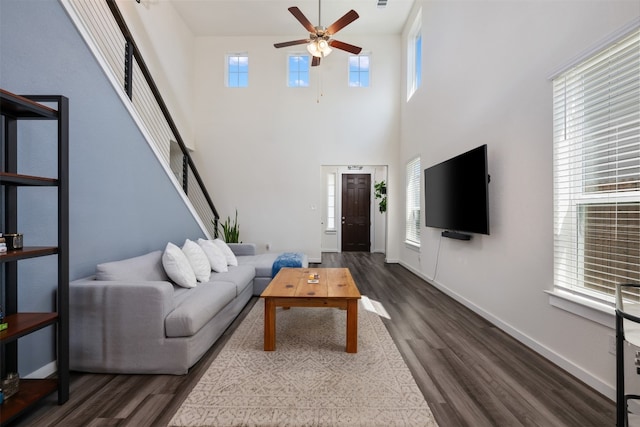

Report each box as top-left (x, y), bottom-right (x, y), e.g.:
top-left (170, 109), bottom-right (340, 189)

top-left (24, 360), bottom-right (57, 379)
top-left (309, 257), bottom-right (322, 263)
top-left (398, 260), bottom-right (615, 401)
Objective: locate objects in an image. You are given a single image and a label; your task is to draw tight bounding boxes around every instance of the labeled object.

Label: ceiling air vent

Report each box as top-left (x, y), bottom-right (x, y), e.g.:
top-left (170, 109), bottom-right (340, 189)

top-left (377, 0), bottom-right (388, 8)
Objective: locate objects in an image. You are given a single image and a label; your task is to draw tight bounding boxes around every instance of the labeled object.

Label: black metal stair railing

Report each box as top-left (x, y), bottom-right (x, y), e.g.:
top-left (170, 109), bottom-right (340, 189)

top-left (108, 0), bottom-right (219, 235)
top-left (77, 0), bottom-right (219, 236)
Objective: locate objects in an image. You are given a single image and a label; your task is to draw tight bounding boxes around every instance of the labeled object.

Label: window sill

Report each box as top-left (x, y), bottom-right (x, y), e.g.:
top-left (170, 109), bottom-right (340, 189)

top-left (324, 229), bottom-right (336, 235)
top-left (405, 240), bottom-right (420, 251)
top-left (546, 289), bottom-right (614, 329)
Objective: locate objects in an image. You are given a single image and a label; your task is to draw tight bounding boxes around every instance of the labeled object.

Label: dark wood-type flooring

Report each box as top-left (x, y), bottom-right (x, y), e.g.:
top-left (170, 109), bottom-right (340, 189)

top-left (10, 252), bottom-right (614, 426)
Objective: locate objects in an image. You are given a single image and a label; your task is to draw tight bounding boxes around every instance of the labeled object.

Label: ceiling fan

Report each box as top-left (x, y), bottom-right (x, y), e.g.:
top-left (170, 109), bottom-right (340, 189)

top-left (274, 2), bottom-right (362, 67)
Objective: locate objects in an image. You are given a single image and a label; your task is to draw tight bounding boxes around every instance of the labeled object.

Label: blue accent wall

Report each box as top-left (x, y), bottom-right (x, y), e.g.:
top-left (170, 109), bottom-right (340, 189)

top-left (0, 0), bottom-right (205, 375)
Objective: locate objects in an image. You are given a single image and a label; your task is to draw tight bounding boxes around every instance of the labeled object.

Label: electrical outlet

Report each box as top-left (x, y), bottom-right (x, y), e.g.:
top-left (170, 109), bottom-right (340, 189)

top-left (609, 335), bottom-right (617, 355)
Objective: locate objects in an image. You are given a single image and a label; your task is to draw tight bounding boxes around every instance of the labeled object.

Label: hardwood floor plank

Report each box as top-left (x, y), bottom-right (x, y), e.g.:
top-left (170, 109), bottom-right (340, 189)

top-left (10, 252), bottom-right (614, 426)
top-left (123, 394), bottom-right (174, 427)
top-left (85, 419), bottom-right (123, 427)
top-left (392, 338), bottom-right (447, 405)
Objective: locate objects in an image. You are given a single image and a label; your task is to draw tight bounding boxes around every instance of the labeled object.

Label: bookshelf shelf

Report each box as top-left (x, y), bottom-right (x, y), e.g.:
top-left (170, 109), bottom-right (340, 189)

top-left (0, 89), bottom-right (69, 425)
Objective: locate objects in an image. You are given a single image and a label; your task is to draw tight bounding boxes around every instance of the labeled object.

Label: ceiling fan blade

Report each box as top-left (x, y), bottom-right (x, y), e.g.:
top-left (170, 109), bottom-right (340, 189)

top-left (312, 56), bottom-right (321, 67)
top-left (326, 10), bottom-right (359, 35)
top-left (288, 7), bottom-right (317, 34)
top-left (274, 39), bottom-right (311, 48)
top-left (328, 39), bottom-right (362, 55)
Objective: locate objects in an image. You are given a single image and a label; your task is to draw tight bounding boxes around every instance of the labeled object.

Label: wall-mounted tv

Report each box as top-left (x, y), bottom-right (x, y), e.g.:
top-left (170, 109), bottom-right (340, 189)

top-left (424, 144), bottom-right (490, 240)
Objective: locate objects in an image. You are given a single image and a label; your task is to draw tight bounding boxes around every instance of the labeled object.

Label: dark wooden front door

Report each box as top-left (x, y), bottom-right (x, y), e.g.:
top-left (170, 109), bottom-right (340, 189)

top-left (341, 174), bottom-right (371, 252)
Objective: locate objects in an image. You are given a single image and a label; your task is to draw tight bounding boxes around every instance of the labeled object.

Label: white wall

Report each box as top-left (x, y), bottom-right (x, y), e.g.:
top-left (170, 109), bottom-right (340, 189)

top-left (399, 0), bottom-right (640, 399)
top-left (1, 0), bottom-right (206, 376)
top-left (191, 35), bottom-right (401, 262)
top-left (117, 0), bottom-right (196, 148)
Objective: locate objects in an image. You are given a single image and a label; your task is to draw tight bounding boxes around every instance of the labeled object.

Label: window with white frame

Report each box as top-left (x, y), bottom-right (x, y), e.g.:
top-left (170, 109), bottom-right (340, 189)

top-left (288, 54), bottom-right (310, 87)
top-left (407, 9), bottom-right (422, 100)
top-left (406, 157), bottom-right (421, 245)
top-left (415, 34), bottom-right (422, 89)
top-left (327, 172), bottom-right (336, 231)
top-left (553, 28), bottom-right (640, 303)
top-left (349, 54), bottom-right (370, 87)
top-left (227, 54), bottom-right (248, 87)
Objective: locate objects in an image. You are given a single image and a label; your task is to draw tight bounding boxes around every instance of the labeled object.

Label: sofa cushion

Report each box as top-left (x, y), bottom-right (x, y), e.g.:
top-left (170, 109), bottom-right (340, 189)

top-left (162, 242), bottom-right (197, 288)
top-left (96, 250), bottom-right (169, 282)
top-left (165, 281), bottom-right (236, 337)
top-left (227, 243), bottom-right (256, 256)
top-left (198, 238), bottom-right (228, 273)
top-left (209, 264), bottom-right (255, 296)
top-left (182, 239), bottom-right (211, 282)
top-left (213, 239), bottom-right (238, 266)
top-left (237, 253), bottom-right (282, 277)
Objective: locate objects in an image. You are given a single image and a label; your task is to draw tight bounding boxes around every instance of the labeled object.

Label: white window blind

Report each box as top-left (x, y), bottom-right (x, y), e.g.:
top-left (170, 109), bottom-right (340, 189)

top-left (553, 28), bottom-right (640, 302)
top-left (406, 157), bottom-right (421, 245)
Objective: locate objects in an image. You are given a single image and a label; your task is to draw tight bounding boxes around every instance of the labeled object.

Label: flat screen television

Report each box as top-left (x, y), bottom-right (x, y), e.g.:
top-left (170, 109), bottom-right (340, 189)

top-left (424, 144), bottom-right (490, 239)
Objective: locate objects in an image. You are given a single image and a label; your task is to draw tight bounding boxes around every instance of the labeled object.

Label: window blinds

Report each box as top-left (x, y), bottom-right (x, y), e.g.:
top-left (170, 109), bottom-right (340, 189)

top-left (406, 157), bottom-right (421, 245)
top-left (553, 28), bottom-right (640, 301)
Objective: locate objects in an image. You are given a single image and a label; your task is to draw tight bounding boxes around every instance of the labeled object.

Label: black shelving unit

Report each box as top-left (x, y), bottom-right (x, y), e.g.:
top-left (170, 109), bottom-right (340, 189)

top-left (616, 283), bottom-right (640, 427)
top-left (0, 89), bottom-right (69, 425)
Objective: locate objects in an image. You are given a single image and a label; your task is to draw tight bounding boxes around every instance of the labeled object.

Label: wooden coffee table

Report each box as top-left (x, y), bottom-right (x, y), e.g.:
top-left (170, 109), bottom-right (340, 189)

top-left (260, 267), bottom-right (361, 353)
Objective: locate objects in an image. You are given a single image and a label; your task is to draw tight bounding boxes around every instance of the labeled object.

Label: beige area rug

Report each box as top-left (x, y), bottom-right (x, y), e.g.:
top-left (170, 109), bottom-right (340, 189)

top-left (169, 298), bottom-right (438, 427)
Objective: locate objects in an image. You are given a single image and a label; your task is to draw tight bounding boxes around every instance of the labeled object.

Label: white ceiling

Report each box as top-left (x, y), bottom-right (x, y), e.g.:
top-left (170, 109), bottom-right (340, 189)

top-left (168, 0), bottom-right (415, 37)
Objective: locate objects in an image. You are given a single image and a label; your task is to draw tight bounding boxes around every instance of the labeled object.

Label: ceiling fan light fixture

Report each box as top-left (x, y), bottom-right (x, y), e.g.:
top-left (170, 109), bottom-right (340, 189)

top-left (275, 4), bottom-right (361, 65)
top-left (307, 40), bottom-right (332, 58)
top-left (307, 41), bottom-right (319, 56)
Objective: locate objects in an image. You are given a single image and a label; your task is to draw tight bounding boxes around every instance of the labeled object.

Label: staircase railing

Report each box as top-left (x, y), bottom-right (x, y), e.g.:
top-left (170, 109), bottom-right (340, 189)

top-left (63, 0), bottom-right (219, 237)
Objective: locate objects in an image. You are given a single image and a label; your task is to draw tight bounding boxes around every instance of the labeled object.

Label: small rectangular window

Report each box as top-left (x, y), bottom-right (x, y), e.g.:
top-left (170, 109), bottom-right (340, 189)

top-left (407, 9), bottom-right (422, 100)
top-left (349, 55), bottom-right (370, 87)
top-left (415, 34), bottom-right (422, 89)
top-left (288, 55), bottom-right (310, 87)
top-left (227, 54), bottom-right (248, 88)
top-left (327, 173), bottom-right (336, 230)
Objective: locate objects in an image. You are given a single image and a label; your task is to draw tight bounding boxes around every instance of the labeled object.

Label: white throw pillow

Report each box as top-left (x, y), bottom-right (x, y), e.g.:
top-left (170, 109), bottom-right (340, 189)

top-left (198, 238), bottom-right (228, 273)
top-left (213, 238), bottom-right (238, 266)
top-left (182, 239), bottom-right (211, 282)
top-left (162, 242), bottom-right (197, 288)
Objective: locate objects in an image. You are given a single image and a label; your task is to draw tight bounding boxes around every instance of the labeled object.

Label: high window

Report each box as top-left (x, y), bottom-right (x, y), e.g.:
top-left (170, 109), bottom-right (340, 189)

top-left (415, 33), bottom-right (422, 89)
top-left (227, 54), bottom-right (248, 88)
top-left (406, 157), bottom-right (421, 245)
top-left (407, 9), bottom-right (422, 100)
top-left (349, 54), bottom-right (370, 87)
top-left (288, 55), bottom-right (310, 87)
top-left (553, 28), bottom-right (640, 303)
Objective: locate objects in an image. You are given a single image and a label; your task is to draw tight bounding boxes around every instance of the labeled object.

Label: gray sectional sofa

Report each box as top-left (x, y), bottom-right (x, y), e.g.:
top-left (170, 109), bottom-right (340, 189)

top-left (69, 243), bottom-right (307, 375)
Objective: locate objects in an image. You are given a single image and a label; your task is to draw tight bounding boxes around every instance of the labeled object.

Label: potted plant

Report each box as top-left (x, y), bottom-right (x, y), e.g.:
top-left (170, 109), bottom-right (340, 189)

top-left (216, 209), bottom-right (241, 243)
top-left (374, 181), bottom-right (387, 213)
